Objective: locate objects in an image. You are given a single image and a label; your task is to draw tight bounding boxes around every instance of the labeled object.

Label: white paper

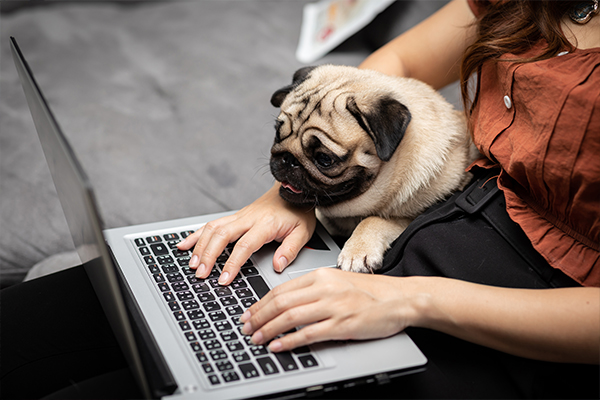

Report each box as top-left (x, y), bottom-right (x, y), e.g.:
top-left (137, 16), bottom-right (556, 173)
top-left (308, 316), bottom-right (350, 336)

top-left (296, 0), bottom-right (396, 63)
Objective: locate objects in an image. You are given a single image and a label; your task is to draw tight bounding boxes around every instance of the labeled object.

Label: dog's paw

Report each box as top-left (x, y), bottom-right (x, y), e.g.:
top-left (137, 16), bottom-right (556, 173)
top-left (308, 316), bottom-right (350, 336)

top-left (337, 237), bottom-right (387, 274)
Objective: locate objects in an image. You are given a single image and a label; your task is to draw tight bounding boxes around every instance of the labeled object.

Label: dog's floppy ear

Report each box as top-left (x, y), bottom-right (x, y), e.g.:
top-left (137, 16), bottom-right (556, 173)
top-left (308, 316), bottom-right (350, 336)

top-left (270, 66), bottom-right (317, 107)
top-left (346, 96), bottom-right (411, 162)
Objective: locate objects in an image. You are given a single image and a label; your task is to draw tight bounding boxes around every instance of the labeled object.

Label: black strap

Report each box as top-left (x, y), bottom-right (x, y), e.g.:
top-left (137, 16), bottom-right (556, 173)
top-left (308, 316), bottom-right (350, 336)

top-left (381, 169), bottom-right (578, 288)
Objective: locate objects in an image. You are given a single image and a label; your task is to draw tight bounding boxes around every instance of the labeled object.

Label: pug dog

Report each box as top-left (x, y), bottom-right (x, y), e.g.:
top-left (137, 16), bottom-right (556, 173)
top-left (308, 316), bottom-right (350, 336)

top-left (269, 65), bottom-right (479, 273)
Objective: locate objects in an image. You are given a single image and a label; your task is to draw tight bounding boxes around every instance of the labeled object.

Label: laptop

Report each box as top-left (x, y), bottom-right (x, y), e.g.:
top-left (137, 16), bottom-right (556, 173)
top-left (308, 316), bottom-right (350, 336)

top-left (10, 36), bottom-right (427, 399)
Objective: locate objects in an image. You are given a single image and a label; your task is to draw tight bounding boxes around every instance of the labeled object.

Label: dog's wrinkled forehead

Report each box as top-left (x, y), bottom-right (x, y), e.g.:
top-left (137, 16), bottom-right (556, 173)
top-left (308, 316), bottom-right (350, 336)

top-left (272, 69), bottom-right (353, 144)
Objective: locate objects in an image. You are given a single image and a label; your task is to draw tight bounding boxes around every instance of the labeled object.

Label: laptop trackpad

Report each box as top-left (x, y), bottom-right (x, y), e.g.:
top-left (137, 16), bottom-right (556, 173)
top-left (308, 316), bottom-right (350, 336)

top-left (287, 266), bottom-right (336, 280)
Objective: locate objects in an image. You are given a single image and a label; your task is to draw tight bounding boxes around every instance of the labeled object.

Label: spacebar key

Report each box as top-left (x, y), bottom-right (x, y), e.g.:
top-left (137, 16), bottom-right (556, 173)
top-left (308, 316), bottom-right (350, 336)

top-left (247, 276), bottom-right (270, 299)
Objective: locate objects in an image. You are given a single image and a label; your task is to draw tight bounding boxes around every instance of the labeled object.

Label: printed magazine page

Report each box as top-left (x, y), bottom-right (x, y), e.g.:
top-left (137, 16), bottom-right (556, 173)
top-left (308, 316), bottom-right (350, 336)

top-left (296, 0), bottom-right (396, 63)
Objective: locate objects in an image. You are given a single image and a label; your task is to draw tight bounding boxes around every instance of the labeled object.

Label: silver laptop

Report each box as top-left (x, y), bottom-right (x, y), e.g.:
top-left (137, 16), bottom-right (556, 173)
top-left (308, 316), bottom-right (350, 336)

top-left (11, 36), bottom-right (427, 399)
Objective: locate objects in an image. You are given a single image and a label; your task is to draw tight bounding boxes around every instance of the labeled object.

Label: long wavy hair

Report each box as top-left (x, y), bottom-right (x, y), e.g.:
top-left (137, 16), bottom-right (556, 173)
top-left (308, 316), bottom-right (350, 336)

top-left (460, 0), bottom-right (575, 119)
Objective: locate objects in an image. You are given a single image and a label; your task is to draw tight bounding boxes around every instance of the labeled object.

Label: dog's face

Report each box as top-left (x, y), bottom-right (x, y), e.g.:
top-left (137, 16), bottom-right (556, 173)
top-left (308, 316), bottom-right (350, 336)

top-left (269, 66), bottom-right (411, 207)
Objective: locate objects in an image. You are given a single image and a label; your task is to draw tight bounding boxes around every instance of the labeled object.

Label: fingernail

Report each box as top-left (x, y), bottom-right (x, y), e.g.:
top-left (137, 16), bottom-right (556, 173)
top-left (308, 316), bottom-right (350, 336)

top-left (240, 310), bottom-right (251, 323)
top-left (277, 256), bottom-right (288, 271)
top-left (195, 263), bottom-right (206, 278)
top-left (242, 321), bottom-right (252, 335)
top-left (218, 271), bottom-right (230, 285)
top-left (251, 331), bottom-right (263, 345)
top-left (189, 255), bottom-right (199, 268)
top-left (269, 340), bottom-right (282, 352)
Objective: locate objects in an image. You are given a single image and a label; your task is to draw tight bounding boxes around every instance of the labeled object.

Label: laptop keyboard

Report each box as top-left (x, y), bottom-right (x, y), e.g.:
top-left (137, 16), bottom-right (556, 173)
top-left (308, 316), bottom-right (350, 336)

top-left (133, 230), bottom-right (320, 386)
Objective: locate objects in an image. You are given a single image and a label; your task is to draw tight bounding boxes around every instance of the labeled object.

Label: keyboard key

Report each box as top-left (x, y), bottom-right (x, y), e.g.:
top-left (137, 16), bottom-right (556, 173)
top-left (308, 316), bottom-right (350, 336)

top-left (147, 264), bottom-right (160, 274)
top-left (256, 357), bottom-right (279, 375)
top-left (184, 331), bottom-right (197, 341)
top-left (250, 346), bottom-right (268, 356)
top-left (187, 310), bottom-right (205, 320)
top-left (210, 349), bottom-right (228, 361)
top-left (240, 297), bottom-right (257, 308)
top-left (178, 321), bottom-right (191, 331)
top-left (241, 266), bottom-right (259, 276)
top-left (226, 341), bottom-right (244, 352)
top-left (180, 230), bottom-right (194, 238)
top-left (198, 293), bottom-right (216, 303)
top-left (173, 311), bottom-right (186, 321)
top-left (192, 283), bottom-right (210, 293)
top-left (196, 351), bottom-right (208, 363)
top-left (163, 292), bottom-right (176, 302)
top-left (203, 301), bottom-right (221, 312)
top-left (177, 257), bottom-right (191, 267)
top-left (171, 282), bottom-right (189, 292)
top-left (139, 247), bottom-right (151, 256)
top-left (192, 319), bottom-right (210, 330)
top-left (231, 351), bottom-right (250, 363)
top-left (203, 340), bottom-right (222, 350)
top-left (247, 276), bottom-right (270, 299)
top-left (182, 300), bottom-right (200, 310)
top-left (134, 238), bottom-right (145, 247)
top-left (164, 233), bottom-right (179, 241)
top-left (146, 235), bottom-right (162, 243)
top-left (150, 243), bottom-right (169, 256)
top-left (274, 352), bottom-right (299, 372)
top-left (298, 355), bottom-right (318, 368)
top-left (156, 282), bottom-right (170, 292)
top-left (158, 255), bottom-right (174, 265)
top-left (161, 265), bottom-right (178, 274)
top-left (220, 331), bottom-right (238, 342)
top-left (214, 321), bottom-right (232, 332)
top-left (239, 363), bottom-right (260, 379)
top-left (215, 287), bottom-right (232, 297)
top-left (176, 291), bottom-right (194, 301)
top-left (216, 360), bottom-right (234, 372)
top-left (222, 371), bottom-right (240, 383)
top-left (235, 288), bottom-right (253, 299)
top-left (144, 255), bottom-right (156, 265)
top-left (190, 342), bottom-right (202, 352)
top-left (167, 301), bottom-right (180, 311)
top-left (207, 374), bottom-right (220, 385)
top-left (166, 273), bottom-right (183, 283)
top-left (209, 311), bottom-right (226, 321)
top-left (198, 329), bottom-right (216, 340)
top-left (171, 249), bottom-right (189, 258)
top-left (225, 306), bottom-right (243, 316)
top-left (231, 279), bottom-right (247, 290)
top-left (219, 296), bottom-right (237, 306)
top-left (202, 363), bottom-right (214, 374)
top-left (292, 345), bottom-right (311, 354)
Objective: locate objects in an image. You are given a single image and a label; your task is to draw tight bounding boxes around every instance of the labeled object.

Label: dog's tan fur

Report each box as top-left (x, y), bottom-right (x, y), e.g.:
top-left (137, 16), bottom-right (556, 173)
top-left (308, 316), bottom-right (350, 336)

top-left (270, 65), bottom-right (479, 273)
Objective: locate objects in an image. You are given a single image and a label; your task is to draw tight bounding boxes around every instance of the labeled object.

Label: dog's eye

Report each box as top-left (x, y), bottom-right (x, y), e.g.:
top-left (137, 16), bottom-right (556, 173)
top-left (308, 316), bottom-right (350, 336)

top-left (315, 152), bottom-right (335, 168)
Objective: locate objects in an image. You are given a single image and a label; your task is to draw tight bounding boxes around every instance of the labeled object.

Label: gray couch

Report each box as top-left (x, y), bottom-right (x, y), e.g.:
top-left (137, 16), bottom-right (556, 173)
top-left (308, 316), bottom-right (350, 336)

top-left (0, 0), bottom-right (454, 288)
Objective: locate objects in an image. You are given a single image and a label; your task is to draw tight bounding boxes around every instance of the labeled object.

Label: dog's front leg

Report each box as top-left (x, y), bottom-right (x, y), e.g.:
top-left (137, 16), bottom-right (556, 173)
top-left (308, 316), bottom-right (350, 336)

top-left (337, 216), bottom-right (411, 274)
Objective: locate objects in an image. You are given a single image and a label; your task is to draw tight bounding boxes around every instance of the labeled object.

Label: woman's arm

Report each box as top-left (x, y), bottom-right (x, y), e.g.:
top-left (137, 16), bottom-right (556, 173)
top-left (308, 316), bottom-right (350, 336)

top-left (241, 269), bottom-right (600, 364)
top-left (359, 0), bottom-right (477, 89)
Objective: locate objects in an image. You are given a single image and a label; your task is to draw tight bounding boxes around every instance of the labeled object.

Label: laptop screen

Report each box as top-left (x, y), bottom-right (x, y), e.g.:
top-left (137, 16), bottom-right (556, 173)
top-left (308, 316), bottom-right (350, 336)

top-left (10, 36), bottom-right (156, 399)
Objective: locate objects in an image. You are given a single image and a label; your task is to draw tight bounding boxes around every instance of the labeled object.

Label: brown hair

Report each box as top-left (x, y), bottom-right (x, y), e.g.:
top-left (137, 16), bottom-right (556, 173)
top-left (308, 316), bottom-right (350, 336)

top-left (460, 0), bottom-right (575, 119)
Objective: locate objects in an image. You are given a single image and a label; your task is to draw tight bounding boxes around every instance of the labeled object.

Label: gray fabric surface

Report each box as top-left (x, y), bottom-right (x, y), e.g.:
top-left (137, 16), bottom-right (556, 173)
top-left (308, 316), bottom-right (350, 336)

top-left (1, 0), bottom-right (454, 287)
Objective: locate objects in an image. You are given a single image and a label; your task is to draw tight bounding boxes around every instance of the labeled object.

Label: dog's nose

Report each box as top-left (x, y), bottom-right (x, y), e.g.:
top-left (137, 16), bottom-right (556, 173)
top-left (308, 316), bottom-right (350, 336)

top-left (282, 152), bottom-right (300, 168)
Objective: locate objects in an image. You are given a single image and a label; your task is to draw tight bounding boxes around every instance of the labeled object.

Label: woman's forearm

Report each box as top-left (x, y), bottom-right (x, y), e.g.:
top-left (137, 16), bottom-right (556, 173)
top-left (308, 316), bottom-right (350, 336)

top-left (404, 276), bottom-right (600, 364)
top-left (359, 0), bottom-right (477, 89)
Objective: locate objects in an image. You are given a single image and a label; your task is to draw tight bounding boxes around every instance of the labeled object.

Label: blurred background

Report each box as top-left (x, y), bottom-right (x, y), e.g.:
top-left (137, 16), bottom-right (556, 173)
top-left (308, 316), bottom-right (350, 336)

top-left (0, 0), bottom-right (455, 287)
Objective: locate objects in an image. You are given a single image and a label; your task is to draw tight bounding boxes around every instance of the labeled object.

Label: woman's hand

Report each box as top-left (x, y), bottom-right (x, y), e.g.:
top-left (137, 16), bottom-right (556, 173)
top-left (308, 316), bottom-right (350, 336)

top-left (239, 268), bottom-right (420, 352)
top-left (177, 183), bottom-right (316, 285)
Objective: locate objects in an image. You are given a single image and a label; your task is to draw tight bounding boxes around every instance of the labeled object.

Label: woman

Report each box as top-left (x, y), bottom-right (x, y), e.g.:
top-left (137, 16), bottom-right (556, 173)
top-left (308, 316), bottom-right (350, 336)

top-left (177, 0), bottom-right (599, 396)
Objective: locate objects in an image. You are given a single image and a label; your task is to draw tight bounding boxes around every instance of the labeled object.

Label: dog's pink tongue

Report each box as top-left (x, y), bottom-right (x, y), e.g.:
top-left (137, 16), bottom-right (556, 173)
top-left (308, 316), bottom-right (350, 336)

top-left (282, 182), bottom-right (302, 194)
